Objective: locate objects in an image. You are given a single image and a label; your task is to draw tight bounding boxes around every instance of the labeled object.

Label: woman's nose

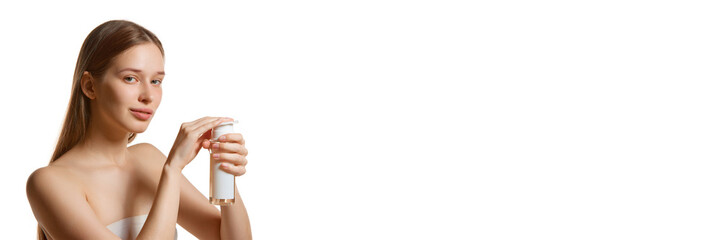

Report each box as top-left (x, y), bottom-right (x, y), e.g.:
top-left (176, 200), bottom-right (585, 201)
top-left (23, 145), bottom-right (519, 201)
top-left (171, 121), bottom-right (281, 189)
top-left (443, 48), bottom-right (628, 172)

top-left (138, 82), bottom-right (154, 103)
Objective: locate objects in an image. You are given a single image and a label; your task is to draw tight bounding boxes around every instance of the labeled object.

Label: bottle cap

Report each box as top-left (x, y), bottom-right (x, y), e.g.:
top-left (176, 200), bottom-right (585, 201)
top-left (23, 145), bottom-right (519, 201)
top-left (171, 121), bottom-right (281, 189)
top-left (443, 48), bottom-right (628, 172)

top-left (212, 120), bottom-right (237, 141)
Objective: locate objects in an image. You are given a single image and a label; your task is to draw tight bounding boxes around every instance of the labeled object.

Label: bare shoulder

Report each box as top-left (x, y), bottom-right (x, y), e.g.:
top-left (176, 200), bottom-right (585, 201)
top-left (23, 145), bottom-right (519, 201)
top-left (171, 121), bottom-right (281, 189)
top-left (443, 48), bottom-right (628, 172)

top-left (128, 143), bottom-right (168, 181)
top-left (26, 166), bottom-right (83, 207)
top-left (26, 166), bottom-right (121, 239)
top-left (27, 166), bottom-right (81, 195)
top-left (128, 142), bottom-right (166, 164)
top-left (128, 142), bottom-right (164, 156)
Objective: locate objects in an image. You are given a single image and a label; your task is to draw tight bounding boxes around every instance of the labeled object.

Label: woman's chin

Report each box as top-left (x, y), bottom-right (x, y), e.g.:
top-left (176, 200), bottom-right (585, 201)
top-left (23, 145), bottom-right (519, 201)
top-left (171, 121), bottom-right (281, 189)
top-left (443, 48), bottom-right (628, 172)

top-left (128, 125), bottom-right (150, 133)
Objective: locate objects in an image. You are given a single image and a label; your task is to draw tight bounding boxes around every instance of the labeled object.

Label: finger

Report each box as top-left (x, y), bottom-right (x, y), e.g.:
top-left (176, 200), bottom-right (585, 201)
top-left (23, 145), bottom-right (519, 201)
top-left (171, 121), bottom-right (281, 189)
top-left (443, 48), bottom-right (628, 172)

top-left (212, 153), bottom-right (247, 166)
top-left (238, 145), bottom-right (248, 156)
top-left (188, 117), bottom-right (225, 133)
top-left (189, 117), bottom-right (229, 139)
top-left (211, 142), bottom-right (247, 155)
top-left (201, 139), bottom-right (212, 149)
top-left (220, 163), bottom-right (246, 176)
top-left (179, 117), bottom-right (220, 140)
top-left (200, 117), bottom-right (234, 133)
top-left (184, 116), bottom-right (219, 129)
top-left (195, 117), bottom-right (233, 140)
top-left (218, 133), bottom-right (245, 145)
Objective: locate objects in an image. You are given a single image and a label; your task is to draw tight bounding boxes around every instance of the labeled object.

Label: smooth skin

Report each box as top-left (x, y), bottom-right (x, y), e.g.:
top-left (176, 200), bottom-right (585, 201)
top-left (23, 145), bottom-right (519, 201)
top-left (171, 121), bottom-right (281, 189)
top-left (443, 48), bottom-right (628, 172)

top-left (26, 43), bottom-right (251, 239)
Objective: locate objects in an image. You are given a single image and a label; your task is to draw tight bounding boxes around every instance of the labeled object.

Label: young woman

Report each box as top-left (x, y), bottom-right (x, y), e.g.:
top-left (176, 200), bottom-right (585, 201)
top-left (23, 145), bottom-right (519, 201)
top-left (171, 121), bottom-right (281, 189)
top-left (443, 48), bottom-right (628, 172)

top-left (25, 20), bottom-right (251, 240)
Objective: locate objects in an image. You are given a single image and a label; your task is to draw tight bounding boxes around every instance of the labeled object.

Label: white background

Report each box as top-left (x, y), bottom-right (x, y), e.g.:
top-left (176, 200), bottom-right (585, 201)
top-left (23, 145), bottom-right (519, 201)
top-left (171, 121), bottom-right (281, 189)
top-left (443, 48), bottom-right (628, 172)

top-left (1, 0), bottom-right (720, 239)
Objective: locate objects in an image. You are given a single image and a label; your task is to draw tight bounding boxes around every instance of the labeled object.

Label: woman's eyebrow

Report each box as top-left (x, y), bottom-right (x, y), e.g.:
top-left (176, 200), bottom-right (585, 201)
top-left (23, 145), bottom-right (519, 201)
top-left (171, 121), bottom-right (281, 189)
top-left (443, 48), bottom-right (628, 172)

top-left (117, 68), bottom-right (165, 75)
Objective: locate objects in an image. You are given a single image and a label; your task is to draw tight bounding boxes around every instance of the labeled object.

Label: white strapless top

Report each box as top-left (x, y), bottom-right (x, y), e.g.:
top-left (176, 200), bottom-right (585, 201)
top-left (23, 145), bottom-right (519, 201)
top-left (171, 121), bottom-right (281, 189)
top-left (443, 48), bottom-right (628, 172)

top-left (106, 214), bottom-right (178, 240)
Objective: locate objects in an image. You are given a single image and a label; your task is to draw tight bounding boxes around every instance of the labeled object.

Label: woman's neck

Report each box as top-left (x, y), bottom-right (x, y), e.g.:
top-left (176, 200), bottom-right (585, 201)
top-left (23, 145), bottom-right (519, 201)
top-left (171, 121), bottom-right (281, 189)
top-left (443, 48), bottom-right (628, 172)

top-left (77, 118), bottom-right (132, 167)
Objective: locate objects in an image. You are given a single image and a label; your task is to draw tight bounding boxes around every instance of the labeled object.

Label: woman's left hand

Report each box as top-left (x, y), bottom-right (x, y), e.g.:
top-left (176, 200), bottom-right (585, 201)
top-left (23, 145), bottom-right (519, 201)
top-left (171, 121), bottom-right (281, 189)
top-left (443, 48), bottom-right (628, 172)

top-left (203, 133), bottom-right (248, 176)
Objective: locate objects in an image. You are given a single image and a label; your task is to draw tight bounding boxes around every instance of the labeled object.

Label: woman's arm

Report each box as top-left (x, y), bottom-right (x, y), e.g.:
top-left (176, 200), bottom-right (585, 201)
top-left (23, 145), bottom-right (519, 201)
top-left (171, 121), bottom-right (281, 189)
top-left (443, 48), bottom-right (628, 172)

top-left (220, 186), bottom-right (252, 240)
top-left (175, 169), bottom-right (252, 240)
top-left (135, 163), bottom-right (182, 240)
top-left (214, 133), bottom-right (252, 239)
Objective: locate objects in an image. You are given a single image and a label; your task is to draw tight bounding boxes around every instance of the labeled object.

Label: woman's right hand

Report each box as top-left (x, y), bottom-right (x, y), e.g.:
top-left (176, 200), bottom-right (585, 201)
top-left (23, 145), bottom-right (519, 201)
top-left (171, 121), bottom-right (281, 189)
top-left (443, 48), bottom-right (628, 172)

top-left (166, 116), bottom-right (234, 170)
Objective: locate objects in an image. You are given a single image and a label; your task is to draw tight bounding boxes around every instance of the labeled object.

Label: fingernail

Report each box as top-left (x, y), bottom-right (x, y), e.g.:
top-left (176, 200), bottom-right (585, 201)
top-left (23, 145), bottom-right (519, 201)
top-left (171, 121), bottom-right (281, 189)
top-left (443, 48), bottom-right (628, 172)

top-left (213, 153), bottom-right (220, 159)
top-left (222, 163), bottom-right (230, 168)
top-left (219, 136), bottom-right (226, 141)
top-left (213, 143), bottom-right (219, 150)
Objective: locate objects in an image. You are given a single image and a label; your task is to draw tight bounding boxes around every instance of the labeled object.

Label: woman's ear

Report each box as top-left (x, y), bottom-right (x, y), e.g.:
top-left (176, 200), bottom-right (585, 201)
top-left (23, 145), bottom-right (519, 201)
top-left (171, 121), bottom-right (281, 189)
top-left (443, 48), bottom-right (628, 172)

top-left (81, 71), bottom-right (97, 100)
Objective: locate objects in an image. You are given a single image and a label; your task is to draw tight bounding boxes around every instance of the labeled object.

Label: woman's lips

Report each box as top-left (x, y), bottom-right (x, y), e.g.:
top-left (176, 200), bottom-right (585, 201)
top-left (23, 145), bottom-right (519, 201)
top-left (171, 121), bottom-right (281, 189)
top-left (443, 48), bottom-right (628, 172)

top-left (130, 108), bottom-right (153, 120)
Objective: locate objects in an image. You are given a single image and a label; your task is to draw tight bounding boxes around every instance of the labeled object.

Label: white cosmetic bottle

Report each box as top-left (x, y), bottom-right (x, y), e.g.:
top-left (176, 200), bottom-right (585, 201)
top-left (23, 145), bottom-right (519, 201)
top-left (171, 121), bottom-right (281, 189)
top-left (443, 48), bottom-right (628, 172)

top-left (209, 121), bottom-right (237, 205)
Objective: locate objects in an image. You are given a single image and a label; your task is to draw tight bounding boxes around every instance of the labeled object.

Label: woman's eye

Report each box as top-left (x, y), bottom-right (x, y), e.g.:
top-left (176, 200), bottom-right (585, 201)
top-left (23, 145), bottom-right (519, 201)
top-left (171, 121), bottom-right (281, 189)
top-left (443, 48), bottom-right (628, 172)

top-left (151, 79), bottom-right (162, 85)
top-left (124, 76), bottom-right (137, 83)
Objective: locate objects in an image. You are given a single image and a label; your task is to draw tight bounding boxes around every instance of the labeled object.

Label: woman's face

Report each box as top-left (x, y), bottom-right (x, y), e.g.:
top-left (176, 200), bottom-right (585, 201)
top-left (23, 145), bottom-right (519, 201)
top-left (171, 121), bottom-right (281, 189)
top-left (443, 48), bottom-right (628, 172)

top-left (93, 42), bottom-right (164, 134)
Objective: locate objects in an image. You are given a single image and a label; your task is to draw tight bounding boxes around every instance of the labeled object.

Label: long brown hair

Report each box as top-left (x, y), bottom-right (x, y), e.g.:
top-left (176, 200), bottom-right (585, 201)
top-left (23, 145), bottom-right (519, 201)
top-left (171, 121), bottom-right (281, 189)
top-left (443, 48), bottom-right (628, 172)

top-left (38, 20), bottom-right (164, 240)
